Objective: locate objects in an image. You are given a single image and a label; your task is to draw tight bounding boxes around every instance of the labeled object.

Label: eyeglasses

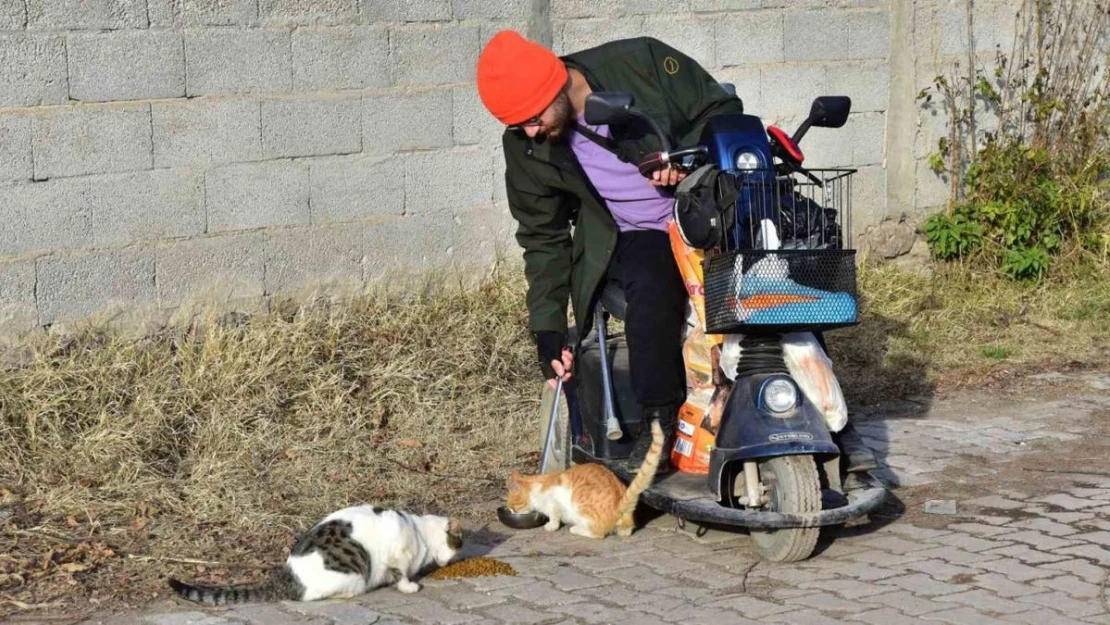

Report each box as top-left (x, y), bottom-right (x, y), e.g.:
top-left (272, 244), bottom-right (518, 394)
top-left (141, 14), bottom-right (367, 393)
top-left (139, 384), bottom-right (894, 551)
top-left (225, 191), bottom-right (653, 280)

top-left (509, 113), bottom-right (544, 130)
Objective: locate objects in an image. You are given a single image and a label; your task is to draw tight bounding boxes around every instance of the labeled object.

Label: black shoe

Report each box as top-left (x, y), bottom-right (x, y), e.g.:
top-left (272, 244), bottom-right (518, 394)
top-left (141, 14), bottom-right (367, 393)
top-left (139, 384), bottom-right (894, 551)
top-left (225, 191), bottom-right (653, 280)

top-left (832, 421), bottom-right (879, 474)
top-left (625, 405), bottom-right (678, 476)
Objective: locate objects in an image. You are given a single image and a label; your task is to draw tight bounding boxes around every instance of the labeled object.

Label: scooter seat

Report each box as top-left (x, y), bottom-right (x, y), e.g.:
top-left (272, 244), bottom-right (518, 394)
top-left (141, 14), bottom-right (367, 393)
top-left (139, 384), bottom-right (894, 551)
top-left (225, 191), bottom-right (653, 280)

top-left (600, 282), bottom-right (628, 321)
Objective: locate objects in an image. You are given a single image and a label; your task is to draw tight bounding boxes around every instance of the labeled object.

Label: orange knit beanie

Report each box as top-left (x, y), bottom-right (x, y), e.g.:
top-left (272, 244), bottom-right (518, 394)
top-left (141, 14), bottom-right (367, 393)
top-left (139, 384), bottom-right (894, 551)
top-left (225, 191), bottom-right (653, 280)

top-left (476, 30), bottom-right (568, 125)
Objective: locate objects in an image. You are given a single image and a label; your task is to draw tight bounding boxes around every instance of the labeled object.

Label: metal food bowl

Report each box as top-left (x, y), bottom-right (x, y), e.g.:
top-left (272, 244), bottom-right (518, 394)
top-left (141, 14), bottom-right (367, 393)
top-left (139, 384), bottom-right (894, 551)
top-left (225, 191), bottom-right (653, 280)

top-left (496, 506), bottom-right (548, 530)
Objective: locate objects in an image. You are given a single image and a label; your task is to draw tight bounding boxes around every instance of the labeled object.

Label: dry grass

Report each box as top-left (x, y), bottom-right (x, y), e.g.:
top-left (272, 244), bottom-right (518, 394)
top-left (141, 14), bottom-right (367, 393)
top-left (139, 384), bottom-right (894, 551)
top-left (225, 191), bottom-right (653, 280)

top-left (0, 259), bottom-right (1107, 616)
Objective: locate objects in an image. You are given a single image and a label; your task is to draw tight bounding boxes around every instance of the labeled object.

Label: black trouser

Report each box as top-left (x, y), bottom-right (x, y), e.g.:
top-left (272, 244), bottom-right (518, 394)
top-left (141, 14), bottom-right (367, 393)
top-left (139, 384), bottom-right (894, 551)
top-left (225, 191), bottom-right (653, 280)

top-left (604, 229), bottom-right (688, 409)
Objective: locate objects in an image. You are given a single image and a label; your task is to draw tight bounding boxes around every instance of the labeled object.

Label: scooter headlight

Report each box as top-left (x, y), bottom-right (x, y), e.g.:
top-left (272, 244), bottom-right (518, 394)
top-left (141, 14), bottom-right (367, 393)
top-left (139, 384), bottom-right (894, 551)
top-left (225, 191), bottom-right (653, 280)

top-left (735, 151), bottom-right (761, 171)
top-left (762, 378), bottom-right (798, 414)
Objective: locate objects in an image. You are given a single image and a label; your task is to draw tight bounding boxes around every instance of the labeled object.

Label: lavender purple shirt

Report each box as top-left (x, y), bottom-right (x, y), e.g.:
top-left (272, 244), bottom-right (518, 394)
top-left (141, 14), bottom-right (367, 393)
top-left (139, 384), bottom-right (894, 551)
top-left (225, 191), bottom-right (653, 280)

top-left (568, 117), bottom-right (673, 233)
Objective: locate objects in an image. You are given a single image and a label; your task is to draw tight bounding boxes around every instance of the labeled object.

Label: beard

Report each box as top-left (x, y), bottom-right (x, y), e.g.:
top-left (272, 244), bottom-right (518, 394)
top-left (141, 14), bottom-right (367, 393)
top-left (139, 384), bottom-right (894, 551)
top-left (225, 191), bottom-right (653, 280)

top-left (538, 91), bottom-right (574, 143)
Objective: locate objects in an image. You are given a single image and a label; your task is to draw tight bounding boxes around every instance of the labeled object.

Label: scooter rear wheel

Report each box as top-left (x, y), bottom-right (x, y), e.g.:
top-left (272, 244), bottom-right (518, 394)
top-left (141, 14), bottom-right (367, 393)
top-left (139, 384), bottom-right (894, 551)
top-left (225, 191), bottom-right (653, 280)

top-left (746, 455), bottom-right (821, 562)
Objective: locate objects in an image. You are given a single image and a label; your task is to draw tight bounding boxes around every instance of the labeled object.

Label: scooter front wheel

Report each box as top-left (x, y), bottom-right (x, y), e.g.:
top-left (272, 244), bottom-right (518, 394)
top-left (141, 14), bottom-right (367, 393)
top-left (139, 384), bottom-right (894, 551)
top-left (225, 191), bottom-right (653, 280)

top-left (745, 455), bottom-right (821, 562)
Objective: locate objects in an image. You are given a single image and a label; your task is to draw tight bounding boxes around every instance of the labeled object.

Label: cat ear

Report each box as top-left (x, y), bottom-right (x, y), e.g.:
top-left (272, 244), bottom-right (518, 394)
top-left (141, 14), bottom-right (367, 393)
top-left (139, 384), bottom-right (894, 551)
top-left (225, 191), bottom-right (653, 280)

top-left (506, 471), bottom-right (522, 487)
top-left (447, 517), bottom-right (463, 535)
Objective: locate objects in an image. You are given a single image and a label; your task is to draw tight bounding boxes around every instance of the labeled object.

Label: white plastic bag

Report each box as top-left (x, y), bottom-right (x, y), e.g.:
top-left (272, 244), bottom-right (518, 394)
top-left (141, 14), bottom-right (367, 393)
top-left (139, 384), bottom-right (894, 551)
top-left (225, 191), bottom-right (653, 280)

top-left (781, 331), bottom-right (848, 432)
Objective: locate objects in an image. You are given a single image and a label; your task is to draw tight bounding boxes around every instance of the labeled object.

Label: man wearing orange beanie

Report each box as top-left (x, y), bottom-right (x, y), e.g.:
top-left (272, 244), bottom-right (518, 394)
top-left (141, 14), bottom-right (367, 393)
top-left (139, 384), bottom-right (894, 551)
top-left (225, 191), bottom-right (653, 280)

top-left (476, 31), bottom-right (744, 474)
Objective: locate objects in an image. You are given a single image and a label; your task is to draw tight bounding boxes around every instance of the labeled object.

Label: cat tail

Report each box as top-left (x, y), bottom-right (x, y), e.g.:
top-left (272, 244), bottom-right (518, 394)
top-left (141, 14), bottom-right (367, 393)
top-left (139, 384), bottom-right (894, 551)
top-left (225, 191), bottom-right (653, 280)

top-left (616, 419), bottom-right (665, 519)
top-left (168, 567), bottom-right (302, 605)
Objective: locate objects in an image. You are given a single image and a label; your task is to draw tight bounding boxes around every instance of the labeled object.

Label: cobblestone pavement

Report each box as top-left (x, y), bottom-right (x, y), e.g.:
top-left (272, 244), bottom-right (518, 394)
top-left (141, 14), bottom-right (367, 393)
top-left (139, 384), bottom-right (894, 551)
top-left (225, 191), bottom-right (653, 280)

top-left (56, 371), bottom-right (1110, 625)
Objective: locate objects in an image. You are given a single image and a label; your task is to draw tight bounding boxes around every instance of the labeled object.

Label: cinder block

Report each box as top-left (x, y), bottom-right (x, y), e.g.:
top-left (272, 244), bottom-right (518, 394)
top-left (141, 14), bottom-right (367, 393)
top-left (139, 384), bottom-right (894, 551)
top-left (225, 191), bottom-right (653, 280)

top-left (308, 154), bottom-right (405, 224)
top-left (452, 202), bottom-right (516, 270)
top-left (915, 104), bottom-right (949, 160)
top-left (205, 161), bottom-right (310, 232)
top-left (92, 169), bottom-right (206, 247)
top-left (784, 10), bottom-right (849, 62)
top-left (0, 259), bottom-right (38, 336)
top-left (640, 15), bottom-right (715, 69)
top-left (148, 0), bottom-right (257, 26)
top-left (0, 34), bottom-right (68, 107)
top-left (292, 26), bottom-right (389, 91)
top-left (491, 145), bottom-right (507, 205)
top-left (359, 215), bottom-right (456, 280)
top-left (264, 226), bottom-right (365, 296)
top-left (258, 0), bottom-right (355, 25)
top-left (262, 95), bottom-right (361, 158)
top-left (0, 113), bottom-right (32, 183)
top-left (26, 0), bottom-right (147, 29)
top-left (760, 63), bottom-right (829, 121)
top-left (156, 232), bottom-right (266, 307)
top-left (152, 98), bottom-right (263, 168)
top-left (453, 85), bottom-right (503, 146)
top-left (826, 62), bottom-right (889, 112)
top-left (404, 147), bottom-right (492, 215)
top-left (36, 249), bottom-right (156, 326)
top-left (551, 0), bottom-right (613, 19)
top-left (32, 103), bottom-right (153, 180)
top-left (849, 111), bottom-right (885, 166)
top-left (185, 29), bottom-right (292, 95)
top-left (560, 17), bottom-right (646, 55)
top-left (915, 158), bottom-right (949, 214)
top-left (1, 0), bottom-right (26, 28)
top-left (851, 164), bottom-right (887, 233)
top-left (712, 66), bottom-right (761, 112)
top-left (618, 0), bottom-right (692, 15)
top-left (391, 23), bottom-right (481, 86)
top-left (848, 9), bottom-right (890, 60)
top-left (972, 1), bottom-right (1018, 53)
top-left (0, 179), bottom-right (92, 256)
top-left (68, 32), bottom-right (186, 102)
top-left (479, 20), bottom-right (531, 53)
top-left (715, 11), bottom-right (783, 65)
top-left (690, 0), bottom-right (761, 11)
top-left (360, 0), bottom-right (451, 22)
top-left (453, 0), bottom-right (533, 20)
top-left (362, 89), bottom-right (453, 152)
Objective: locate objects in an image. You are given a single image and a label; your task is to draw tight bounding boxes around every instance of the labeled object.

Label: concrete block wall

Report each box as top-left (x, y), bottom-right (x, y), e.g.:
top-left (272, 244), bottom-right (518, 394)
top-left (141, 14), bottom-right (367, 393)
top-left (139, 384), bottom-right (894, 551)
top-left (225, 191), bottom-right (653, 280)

top-left (0, 0), bottom-right (1021, 339)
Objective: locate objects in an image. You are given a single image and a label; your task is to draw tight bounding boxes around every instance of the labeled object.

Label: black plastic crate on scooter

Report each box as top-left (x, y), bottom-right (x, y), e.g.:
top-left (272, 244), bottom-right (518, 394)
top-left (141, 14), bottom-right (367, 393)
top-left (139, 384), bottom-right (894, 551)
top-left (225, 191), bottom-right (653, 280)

top-left (702, 168), bottom-right (860, 335)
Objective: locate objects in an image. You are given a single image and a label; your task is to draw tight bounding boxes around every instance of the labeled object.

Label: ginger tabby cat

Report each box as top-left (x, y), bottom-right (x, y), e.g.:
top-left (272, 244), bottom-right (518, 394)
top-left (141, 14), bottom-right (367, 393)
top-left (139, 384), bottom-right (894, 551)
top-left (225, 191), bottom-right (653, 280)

top-left (505, 420), bottom-right (664, 538)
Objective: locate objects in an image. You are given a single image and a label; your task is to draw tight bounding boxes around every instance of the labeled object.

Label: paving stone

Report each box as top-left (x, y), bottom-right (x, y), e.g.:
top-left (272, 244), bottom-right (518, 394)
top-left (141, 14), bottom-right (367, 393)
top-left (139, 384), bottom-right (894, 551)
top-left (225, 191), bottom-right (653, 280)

top-left (947, 523), bottom-right (1020, 538)
top-left (1031, 574), bottom-right (1104, 599)
top-left (856, 534), bottom-right (938, 554)
top-left (904, 558), bottom-right (985, 581)
top-left (857, 589), bottom-right (951, 616)
top-left (980, 544), bottom-right (1070, 564)
top-left (791, 591), bottom-right (872, 613)
top-left (1033, 494), bottom-right (1105, 511)
top-left (225, 605), bottom-right (330, 624)
top-left (908, 546), bottom-right (1002, 565)
top-left (1071, 531), bottom-right (1110, 547)
top-left (831, 561), bottom-right (909, 581)
top-left (935, 589), bottom-right (1046, 614)
top-left (842, 550), bottom-right (929, 567)
top-left (490, 580), bottom-right (588, 607)
top-left (481, 604), bottom-right (559, 624)
top-left (534, 566), bottom-right (613, 592)
top-left (1045, 512), bottom-right (1098, 524)
top-left (597, 566), bottom-right (677, 591)
top-left (705, 595), bottom-right (785, 619)
top-left (932, 533), bottom-right (1013, 553)
top-left (765, 609), bottom-right (863, 625)
top-left (1041, 558), bottom-right (1110, 584)
top-left (971, 572), bottom-right (1055, 598)
top-left (1015, 590), bottom-right (1105, 618)
top-left (996, 530), bottom-right (1080, 551)
top-left (1009, 518), bottom-right (1082, 537)
top-left (1054, 544), bottom-right (1110, 566)
top-left (920, 607), bottom-right (1019, 625)
top-left (977, 558), bottom-right (1058, 581)
top-left (884, 574), bottom-right (972, 597)
top-left (1008, 608), bottom-right (1103, 625)
top-left (884, 525), bottom-right (954, 541)
top-left (854, 608), bottom-right (937, 625)
top-left (964, 495), bottom-right (1027, 510)
top-left (801, 578), bottom-right (891, 600)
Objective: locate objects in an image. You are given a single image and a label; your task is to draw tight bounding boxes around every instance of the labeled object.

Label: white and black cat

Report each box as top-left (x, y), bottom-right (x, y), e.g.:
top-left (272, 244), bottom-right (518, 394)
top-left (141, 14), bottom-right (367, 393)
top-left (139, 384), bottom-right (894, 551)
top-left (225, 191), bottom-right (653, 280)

top-left (168, 504), bottom-right (463, 604)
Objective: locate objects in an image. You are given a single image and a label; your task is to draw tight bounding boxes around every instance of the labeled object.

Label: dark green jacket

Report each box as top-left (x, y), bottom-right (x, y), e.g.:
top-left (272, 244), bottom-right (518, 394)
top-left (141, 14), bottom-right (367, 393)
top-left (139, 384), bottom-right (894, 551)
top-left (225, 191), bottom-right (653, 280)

top-left (500, 37), bottom-right (744, 340)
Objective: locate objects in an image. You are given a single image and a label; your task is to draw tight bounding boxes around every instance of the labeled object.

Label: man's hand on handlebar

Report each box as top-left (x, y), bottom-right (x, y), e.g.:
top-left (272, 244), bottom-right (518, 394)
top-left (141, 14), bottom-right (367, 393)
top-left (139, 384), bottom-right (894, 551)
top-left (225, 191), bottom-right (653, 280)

top-left (547, 349), bottom-right (574, 389)
top-left (649, 165), bottom-right (687, 187)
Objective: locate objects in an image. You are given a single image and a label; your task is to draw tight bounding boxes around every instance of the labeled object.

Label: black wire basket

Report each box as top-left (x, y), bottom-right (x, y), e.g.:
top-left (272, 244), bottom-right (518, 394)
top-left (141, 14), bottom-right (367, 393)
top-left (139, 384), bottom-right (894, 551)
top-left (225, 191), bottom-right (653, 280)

top-left (702, 168), bottom-right (860, 334)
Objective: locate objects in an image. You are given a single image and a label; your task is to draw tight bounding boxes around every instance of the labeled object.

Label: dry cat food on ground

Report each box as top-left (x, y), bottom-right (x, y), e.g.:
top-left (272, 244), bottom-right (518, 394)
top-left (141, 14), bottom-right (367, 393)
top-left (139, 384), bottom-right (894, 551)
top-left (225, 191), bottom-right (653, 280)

top-left (426, 557), bottom-right (517, 580)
